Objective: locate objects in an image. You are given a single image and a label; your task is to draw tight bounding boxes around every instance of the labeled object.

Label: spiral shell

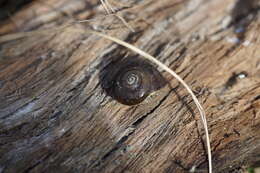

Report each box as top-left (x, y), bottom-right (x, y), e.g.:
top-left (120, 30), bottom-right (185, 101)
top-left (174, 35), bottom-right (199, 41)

top-left (102, 58), bottom-right (166, 105)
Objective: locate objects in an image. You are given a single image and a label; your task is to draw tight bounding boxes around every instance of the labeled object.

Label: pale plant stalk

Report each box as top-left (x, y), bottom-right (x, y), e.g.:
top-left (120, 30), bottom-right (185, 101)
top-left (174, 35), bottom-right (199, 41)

top-left (0, 24), bottom-right (70, 43)
top-left (104, 0), bottom-right (117, 13)
top-left (100, 0), bottom-right (111, 14)
top-left (100, 0), bottom-right (135, 32)
top-left (89, 30), bottom-right (213, 173)
top-left (0, 26), bottom-right (212, 173)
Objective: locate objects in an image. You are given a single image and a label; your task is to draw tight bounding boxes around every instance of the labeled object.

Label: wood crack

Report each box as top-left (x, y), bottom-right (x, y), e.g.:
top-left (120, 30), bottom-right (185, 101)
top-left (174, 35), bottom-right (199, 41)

top-left (91, 88), bottom-right (174, 170)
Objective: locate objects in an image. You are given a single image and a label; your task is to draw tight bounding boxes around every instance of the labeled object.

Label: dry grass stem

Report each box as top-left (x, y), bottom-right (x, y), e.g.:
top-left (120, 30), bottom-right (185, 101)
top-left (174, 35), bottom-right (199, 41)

top-left (88, 30), bottom-right (213, 173)
top-left (0, 24), bottom-right (70, 43)
top-left (100, 0), bottom-right (135, 32)
top-left (0, 25), bottom-right (212, 173)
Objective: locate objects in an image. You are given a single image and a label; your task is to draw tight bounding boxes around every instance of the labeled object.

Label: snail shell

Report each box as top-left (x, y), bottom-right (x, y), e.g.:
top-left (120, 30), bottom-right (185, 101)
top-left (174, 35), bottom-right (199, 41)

top-left (103, 58), bottom-right (166, 105)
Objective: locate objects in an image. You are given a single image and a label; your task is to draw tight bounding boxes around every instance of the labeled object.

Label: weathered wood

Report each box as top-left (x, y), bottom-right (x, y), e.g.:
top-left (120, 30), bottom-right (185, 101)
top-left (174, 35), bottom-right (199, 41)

top-left (0, 0), bottom-right (259, 172)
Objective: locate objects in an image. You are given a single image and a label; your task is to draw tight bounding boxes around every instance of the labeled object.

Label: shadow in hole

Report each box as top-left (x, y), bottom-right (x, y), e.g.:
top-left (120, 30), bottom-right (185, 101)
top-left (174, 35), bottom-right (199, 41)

top-left (99, 55), bottom-right (167, 105)
top-left (0, 0), bottom-right (33, 21)
top-left (231, 0), bottom-right (260, 42)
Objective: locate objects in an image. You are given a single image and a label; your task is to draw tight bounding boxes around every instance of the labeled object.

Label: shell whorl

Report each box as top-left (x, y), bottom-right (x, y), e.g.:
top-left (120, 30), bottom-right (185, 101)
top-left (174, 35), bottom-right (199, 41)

top-left (102, 57), bottom-right (166, 105)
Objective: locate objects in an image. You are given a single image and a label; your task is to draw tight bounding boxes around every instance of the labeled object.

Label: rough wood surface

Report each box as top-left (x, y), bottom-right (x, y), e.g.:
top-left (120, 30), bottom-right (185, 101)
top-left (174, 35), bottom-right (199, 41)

top-left (0, 0), bottom-right (260, 172)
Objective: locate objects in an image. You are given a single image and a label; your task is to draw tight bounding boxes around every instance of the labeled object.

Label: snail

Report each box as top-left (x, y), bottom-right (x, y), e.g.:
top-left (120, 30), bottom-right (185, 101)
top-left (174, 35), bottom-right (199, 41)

top-left (101, 57), bottom-right (166, 105)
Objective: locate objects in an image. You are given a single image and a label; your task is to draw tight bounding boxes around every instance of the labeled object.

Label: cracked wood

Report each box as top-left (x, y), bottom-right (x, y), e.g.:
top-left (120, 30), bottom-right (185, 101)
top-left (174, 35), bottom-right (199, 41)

top-left (0, 0), bottom-right (260, 172)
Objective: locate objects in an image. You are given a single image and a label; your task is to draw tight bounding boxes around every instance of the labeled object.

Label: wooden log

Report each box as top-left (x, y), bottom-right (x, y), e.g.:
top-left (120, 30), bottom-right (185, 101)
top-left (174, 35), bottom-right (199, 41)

top-left (0, 0), bottom-right (259, 172)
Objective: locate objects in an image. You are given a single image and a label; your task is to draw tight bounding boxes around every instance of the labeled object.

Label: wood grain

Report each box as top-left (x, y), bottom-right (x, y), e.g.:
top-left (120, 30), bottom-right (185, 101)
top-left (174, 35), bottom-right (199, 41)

top-left (0, 0), bottom-right (259, 172)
